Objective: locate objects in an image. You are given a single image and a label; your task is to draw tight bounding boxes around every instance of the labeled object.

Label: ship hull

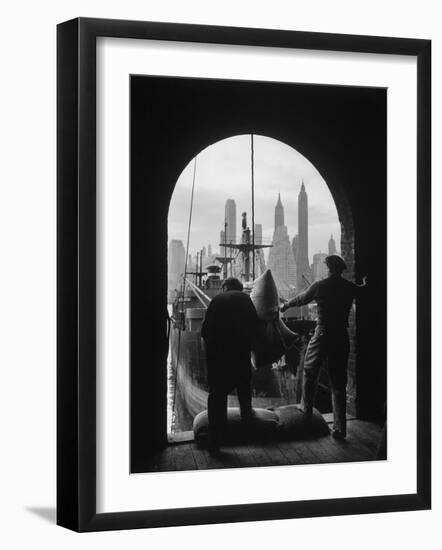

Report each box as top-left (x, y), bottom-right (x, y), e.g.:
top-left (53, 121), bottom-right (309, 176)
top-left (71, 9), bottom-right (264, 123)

top-left (169, 319), bottom-right (316, 431)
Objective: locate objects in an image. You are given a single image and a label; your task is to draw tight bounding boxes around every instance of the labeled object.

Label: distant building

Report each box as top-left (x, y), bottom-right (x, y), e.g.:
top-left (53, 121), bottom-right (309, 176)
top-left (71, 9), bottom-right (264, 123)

top-left (267, 194), bottom-right (297, 299)
top-left (312, 253), bottom-right (328, 282)
top-left (168, 240), bottom-right (186, 302)
top-left (254, 223), bottom-right (263, 245)
top-left (225, 199), bottom-right (237, 244)
top-left (295, 182), bottom-right (311, 291)
top-left (328, 234), bottom-right (337, 255)
top-left (207, 244), bottom-right (212, 257)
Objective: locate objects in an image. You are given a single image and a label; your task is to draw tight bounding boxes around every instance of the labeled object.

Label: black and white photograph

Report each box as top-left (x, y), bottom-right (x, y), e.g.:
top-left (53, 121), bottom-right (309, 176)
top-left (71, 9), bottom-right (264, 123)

top-left (0, 0), bottom-right (437, 545)
top-left (131, 76), bottom-right (387, 472)
top-left (53, 13), bottom-right (431, 535)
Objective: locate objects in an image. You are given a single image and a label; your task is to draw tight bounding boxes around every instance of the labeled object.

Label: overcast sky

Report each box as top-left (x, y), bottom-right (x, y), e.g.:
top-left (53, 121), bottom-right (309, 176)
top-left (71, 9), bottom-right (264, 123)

top-left (168, 134), bottom-right (340, 262)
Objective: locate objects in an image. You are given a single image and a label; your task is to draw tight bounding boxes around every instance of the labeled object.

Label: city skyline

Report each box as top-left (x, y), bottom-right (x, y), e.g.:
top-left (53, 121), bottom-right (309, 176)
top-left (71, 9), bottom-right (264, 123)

top-left (170, 195), bottom-right (339, 264)
top-left (168, 189), bottom-right (339, 300)
top-left (168, 134), bottom-right (341, 262)
top-left (169, 226), bottom-right (336, 274)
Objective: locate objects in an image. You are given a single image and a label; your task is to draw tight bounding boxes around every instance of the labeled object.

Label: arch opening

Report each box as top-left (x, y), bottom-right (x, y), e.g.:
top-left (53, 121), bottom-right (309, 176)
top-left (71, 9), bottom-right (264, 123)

top-left (167, 134), bottom-right (356, 438)
top-left (130, 76), bottom-right (387, 470)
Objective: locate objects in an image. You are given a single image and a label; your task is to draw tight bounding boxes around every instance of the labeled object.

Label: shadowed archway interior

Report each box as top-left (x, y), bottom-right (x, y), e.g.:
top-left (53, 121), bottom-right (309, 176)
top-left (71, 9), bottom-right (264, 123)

top-left (130, 75), bottom-right (386, 472)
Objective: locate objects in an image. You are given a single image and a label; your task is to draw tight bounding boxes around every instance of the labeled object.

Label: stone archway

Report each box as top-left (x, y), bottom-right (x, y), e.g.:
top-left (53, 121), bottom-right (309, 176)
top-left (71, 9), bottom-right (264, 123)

top-left (171, 132), bottom-right (357, 415)
top-left (131, 76), bottom-right (386, 457)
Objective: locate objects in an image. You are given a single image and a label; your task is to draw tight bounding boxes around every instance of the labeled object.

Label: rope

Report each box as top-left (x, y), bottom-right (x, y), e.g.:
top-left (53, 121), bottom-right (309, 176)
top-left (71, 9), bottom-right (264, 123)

top-left (181, 156), bottom-right (198, 301)
top-left (184, 277), bottom-right (211, 308)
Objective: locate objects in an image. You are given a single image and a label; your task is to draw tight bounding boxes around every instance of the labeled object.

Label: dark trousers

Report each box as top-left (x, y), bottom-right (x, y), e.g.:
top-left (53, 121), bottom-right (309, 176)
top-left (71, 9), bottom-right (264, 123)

top-left (207, 365), bottom-right (252, 449)
top-left (302, 327), bottom-right (350, 435)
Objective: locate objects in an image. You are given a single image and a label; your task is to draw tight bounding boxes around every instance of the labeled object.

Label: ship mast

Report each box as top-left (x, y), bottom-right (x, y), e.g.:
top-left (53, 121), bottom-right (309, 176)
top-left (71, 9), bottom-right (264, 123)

top-left (251, 134), bottom-right (256, 281)
top-left (219, 135), bottom-right (272, 282)
top-left (187, 247), bottom-right (207, 287)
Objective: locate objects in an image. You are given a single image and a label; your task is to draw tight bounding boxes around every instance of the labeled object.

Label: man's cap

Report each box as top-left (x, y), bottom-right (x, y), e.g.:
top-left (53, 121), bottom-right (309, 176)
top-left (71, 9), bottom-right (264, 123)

top-left (325, 254), bottom-right (347, 273)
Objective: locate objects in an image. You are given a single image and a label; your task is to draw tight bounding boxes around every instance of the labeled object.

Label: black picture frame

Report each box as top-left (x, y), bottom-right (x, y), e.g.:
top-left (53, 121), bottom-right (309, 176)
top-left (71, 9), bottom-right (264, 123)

top-left (57, 17), bottom-right (431, 532)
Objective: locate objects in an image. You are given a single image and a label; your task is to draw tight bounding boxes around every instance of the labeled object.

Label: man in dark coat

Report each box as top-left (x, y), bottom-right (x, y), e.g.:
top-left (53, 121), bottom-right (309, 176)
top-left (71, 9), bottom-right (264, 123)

top-left (280, 255), bottom-right (367, 439)
top-left (201, 277), bottom-right (260, 453)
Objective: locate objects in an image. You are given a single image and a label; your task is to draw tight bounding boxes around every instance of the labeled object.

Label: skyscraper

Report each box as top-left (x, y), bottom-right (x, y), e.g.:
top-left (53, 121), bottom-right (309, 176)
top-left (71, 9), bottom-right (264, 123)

top-left (328, 234), bottom-right (337, 255)
top-left (312, 253), bottom-right (328, 282)
top-left (267, 194), bottom-right (297, 299)
top-left (254, 223), bottom-right (263, 245)
top-left (296, 182), bottom-right (311, 290)
top-left (225, 199), bottom-right (237, 244)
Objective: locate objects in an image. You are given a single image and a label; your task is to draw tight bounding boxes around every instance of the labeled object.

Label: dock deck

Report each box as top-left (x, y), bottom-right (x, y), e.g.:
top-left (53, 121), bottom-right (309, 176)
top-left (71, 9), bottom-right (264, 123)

top-left (143, 419), bottom-right (384, 472)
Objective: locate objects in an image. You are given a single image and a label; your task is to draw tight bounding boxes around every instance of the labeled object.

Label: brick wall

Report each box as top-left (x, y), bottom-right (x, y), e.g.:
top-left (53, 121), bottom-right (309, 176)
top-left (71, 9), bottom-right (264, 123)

top-left (326, 178), bottom-right (357, 415)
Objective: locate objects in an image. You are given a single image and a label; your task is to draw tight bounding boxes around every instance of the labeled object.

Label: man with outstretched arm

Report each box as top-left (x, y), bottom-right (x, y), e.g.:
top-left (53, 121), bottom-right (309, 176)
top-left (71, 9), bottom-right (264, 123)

top-left (280, 255), bottom-right (367, 440)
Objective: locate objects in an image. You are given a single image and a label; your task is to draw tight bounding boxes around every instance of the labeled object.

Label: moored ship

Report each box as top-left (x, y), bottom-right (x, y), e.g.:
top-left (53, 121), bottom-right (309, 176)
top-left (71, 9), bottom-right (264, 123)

top-left (168, 252), bottom-right (317, 433)
top-left (167, 137), bottom-right (329, 436)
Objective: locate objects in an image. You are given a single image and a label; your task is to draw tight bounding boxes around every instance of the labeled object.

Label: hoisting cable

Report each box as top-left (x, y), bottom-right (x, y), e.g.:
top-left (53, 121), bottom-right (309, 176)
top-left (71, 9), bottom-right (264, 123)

top-left (181, 156), bottom-right (198, 307)
top-left (172, 156), bottom-right (198, 435)
top-left (251, 134), bottom-right (256, 281)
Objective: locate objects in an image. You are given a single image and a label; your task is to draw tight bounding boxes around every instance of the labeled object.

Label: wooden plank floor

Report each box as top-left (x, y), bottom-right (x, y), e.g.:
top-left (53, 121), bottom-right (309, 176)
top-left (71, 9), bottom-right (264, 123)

top-left (143, 420), bottom-right (383, 472)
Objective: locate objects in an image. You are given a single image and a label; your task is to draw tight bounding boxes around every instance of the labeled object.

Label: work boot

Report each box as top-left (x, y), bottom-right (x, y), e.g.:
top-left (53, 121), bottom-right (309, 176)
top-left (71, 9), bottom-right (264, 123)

top-left (241, 408), bottom-right (257, 423)
top-left (331, 429), bottom-right (346, 441)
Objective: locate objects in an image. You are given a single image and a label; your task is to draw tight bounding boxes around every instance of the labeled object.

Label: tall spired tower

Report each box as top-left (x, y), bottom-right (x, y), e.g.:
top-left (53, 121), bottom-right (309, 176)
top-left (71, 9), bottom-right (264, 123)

top-left (296, 182), bottom-right (311, 291)
top-left (267, 194), bottom-right (297, 299)
top-left (274, 193), bottom-right (284, 229)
